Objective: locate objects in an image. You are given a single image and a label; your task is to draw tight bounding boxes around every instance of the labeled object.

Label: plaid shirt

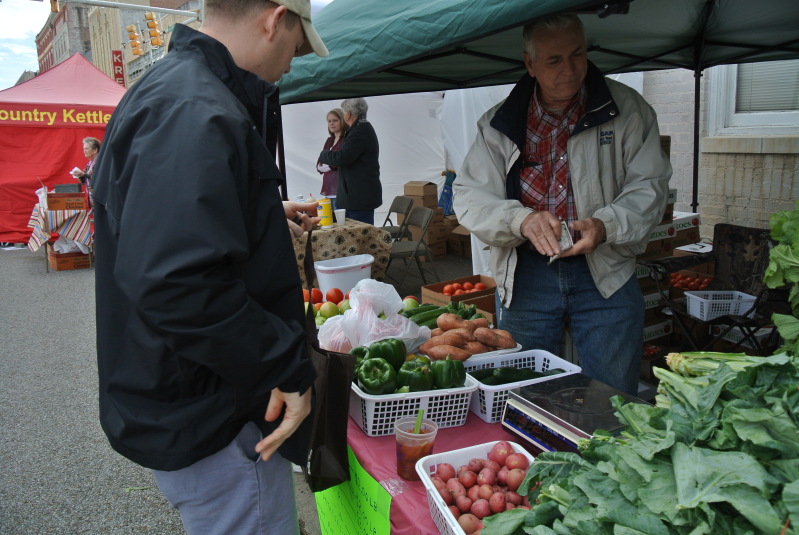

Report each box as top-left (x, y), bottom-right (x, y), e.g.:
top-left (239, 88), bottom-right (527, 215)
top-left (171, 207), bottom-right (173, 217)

top-left (519, 85), bottom-right (587, 234)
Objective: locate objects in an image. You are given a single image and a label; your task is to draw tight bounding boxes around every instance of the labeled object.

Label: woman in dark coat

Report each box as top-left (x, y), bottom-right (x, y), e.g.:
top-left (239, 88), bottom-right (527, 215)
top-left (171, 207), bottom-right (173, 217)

top-left (318, 98), bottom-right (381, 224)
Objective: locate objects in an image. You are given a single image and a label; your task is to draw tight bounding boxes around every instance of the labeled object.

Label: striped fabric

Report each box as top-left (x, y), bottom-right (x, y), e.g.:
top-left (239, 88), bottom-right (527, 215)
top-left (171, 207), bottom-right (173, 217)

top-left (27, 204), bottom-right (92, 252)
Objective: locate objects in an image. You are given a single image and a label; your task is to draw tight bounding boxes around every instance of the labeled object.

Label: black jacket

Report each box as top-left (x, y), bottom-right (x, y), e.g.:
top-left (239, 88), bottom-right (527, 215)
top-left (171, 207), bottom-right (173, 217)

top-left (318, 117), bottom-right (382, 210)
top-left (92, 24), bottom-right (315, 471)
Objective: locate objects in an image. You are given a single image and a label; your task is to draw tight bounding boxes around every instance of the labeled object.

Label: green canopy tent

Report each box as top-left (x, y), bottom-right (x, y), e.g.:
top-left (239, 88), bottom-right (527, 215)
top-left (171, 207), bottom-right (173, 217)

top-left (278, 0), bottom-right (799, 209)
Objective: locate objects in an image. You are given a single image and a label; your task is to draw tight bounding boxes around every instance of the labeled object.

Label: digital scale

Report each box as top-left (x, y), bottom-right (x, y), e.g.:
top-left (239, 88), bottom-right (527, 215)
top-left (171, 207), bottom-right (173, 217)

top-left (501, 373), bottom-right (648, 454)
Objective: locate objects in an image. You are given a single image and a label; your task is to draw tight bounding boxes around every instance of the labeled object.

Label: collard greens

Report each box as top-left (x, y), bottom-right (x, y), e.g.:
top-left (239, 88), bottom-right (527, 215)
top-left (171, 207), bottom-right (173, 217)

top-left (483, 354), bottom-right (799, 535)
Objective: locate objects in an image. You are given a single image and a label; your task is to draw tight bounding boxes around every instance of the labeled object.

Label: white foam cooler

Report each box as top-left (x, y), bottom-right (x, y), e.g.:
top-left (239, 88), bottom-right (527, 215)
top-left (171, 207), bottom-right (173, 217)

top-left (314, 254), bottom-right (374, 296)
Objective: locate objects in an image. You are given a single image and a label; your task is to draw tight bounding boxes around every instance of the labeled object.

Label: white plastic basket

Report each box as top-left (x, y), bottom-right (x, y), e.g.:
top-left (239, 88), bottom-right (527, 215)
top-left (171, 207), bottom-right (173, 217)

top-left (685, 290), bottom-right (756, 321)
top-left (415, 441), bottom-right (536, 535)
top-left (463, 349), bottom-right (581, 423)
top-left (349, 376), bottom-right (478, 437)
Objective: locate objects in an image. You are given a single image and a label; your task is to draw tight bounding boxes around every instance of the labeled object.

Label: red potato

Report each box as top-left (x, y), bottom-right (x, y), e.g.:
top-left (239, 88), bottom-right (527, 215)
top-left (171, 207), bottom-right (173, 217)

top-left (477, 467), bottom-right (496, 486)
top-left (424, 345), bottom-right (473, 361)
top-left (483, 459), bottom-right (501, 473)
top-left (431, 476), bottom-right (446, 493)
top-left (438, 486), bottom-right (453, 506)
top-left (506, 468), bottom-right (526, 492)
top-left (435, 463), bottom-right (456, 482)
top-left (488, 441), bottom-right (513, 466)
top-left (505, 453), bottom-right (529, 471)
top-left (447, 478), bottom-right (467, 499)
top-left (458, 513), bottom-right (481, 534)
top-left (506, 491), bottom-right (523, 506)
top-left (470, 498), bottom-right (491, 519)
top-left (458, 470), bottom-right (478, 489)
top-left (505, 503), bottom-right (516, 511)
top-left (455, 495), bottom-right (473, 514)
top-left (467, 458), bottom-right (486, 473)
top-left (448, 505), bottom-right (461, 520)
top-left (489, 492), bottom-right (506, 514)
top-left (497, 465), bottom-right (509, 486)
top-left (457, 464), bottom-right (471, 477)
top-left (477, 484), bottom-right (494, 501)
top-left (467, 484), bottom-right (481, 502)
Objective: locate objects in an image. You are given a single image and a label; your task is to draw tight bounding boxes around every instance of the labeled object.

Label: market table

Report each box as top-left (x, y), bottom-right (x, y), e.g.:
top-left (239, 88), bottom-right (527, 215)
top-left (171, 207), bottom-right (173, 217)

top-left (26, 202), bottom-right (92, 252)
top-left (314, 414), bottom-right (520, 535)
top-left (294, 218), bottom-right (392, 288)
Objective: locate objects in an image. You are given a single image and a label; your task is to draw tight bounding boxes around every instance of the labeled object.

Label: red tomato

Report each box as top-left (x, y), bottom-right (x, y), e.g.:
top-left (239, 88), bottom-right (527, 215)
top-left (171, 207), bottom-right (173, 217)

top-left (454, 289), bottom-right (465, 295)
top-left (688, 281), bottom-right (700, 290)
top-left (474, 282), bottom-right (487, 291)
top-left (452, 283), bottom-right (463, 291)
top-left (302, 289), bottom-right (310, 303)
top-left (326, 288), bottom-right (344, 304)
top-left (311, 288), bottom-right (324, 304)
top-left (462, 282), bottom-right (474, 291)
top-left (443, 291), bottom-right (453, 296)
top-left (443, 284), bottom-right (454, 295)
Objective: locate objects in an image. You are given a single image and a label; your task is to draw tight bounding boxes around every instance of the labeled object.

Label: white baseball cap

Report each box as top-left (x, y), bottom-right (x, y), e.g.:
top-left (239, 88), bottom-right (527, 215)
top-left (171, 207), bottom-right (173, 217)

top-left (274, 0), bottom-right (329, 57)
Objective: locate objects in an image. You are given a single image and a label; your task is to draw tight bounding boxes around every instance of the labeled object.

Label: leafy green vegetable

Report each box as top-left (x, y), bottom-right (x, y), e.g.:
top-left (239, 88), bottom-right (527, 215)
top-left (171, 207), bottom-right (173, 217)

top-left (482, 356), bottom-right (799, 535)
top-left (765, 201), bottom-right (799, 355)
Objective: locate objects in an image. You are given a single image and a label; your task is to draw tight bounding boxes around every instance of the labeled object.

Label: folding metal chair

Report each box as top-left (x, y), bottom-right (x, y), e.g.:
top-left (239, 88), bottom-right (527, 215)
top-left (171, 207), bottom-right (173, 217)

top-left (386, 206), bottom-right (439, 287)
top-left (380, 195), bottom-right (414, 242)
top-left (639, 223), bottom-right (789, 355)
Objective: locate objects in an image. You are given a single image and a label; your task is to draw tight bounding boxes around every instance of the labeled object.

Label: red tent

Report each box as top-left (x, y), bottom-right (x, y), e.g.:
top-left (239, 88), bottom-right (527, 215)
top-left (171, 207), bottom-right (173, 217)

top-left (0, 53), bottom-right (126, 243)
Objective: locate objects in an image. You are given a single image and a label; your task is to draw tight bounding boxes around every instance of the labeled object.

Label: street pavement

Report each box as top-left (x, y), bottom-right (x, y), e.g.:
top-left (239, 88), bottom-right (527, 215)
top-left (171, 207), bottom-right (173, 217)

top-left (0, 247), bottom-right (320, 535)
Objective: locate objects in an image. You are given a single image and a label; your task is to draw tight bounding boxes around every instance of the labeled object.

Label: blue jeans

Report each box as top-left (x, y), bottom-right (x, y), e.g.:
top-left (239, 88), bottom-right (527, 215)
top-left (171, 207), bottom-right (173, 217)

top-left (153, 422), bottom-right (298, 535)
top-left (497, 247), bottom-right (644, 394)
top-left (346, 209), bottom-right (374, 225)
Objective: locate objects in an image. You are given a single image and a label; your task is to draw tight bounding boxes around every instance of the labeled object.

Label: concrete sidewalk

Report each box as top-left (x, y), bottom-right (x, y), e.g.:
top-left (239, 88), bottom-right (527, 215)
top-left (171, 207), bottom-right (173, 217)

top-left (0, 247), bottom-right (320, 535)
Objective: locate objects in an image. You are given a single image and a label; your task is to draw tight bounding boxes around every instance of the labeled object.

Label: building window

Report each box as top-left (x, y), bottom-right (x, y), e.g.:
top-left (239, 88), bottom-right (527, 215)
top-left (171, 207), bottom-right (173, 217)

top-left (707, 59), bottom-right (799, 136)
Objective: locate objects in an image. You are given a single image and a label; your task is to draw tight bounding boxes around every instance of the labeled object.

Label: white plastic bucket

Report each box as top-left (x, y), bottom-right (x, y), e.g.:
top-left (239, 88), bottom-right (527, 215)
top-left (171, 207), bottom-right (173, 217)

top-left (314, 254), bottom-right (374, 296)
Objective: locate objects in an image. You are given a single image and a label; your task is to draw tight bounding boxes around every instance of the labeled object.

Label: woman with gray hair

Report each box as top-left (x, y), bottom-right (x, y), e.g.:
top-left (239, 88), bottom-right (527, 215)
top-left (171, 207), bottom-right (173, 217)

top-left (318, 97), bottom-right (382, 224)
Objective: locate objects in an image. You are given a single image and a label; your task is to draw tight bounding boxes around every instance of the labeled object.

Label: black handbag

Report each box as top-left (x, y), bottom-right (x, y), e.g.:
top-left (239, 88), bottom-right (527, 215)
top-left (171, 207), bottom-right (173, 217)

top-left (301, 229), bottom-right (357, 492)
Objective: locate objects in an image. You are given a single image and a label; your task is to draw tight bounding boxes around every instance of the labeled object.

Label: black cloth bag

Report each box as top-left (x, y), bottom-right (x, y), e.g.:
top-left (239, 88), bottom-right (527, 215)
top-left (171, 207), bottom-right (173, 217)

top-left (301, 229), bottom-right (357, 492)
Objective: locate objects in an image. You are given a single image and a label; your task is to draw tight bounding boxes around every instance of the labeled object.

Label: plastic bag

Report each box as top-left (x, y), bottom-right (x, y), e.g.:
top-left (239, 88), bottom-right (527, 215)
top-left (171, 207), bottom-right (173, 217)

top-left (52, 235), bottom-right (89, 254)
top-left (318, 279), bottom-right (431, 353)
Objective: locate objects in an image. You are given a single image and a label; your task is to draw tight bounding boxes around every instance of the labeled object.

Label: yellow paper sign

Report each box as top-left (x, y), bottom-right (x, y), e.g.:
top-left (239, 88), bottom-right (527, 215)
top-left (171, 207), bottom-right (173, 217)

top-left (315, 447), bottom-right (392, 535)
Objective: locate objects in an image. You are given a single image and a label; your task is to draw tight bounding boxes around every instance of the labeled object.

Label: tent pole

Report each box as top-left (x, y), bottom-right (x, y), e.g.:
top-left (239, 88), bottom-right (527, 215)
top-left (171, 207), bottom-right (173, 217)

top-left (692, 67), bottom-right (700, 213)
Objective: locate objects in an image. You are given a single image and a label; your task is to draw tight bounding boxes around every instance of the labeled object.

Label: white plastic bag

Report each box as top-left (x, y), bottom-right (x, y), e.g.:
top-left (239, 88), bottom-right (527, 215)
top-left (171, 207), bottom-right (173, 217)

top-left (52, 235), bottom-right (88, 254)
top-left (318, 279), bottom-right (431, 353)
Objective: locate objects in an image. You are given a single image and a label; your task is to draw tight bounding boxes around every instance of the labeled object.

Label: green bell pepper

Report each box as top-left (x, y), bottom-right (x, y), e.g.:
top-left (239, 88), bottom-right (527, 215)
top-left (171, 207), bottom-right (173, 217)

top-left (431, 356), bottom-right (466, 389)
top-left (357, 358), bottom-right (397, 395)
top-left (367, 338), bottom-right (406, 372)
top-left (396, 356), bottom-right (434, 392)
top-left (349, 346), bottom-right (371, 375)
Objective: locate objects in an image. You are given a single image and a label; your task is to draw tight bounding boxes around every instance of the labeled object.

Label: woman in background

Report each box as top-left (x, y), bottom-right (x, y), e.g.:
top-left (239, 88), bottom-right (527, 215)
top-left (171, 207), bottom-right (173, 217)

top-left (318, 98), bottom-right (381, 224)
top-left (316, 108), bottom-right (348, 209)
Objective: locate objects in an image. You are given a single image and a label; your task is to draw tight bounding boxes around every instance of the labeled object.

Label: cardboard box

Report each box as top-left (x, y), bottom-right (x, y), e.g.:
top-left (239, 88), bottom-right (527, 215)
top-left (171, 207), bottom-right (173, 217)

top-left (46, 192), bottom-right (88, 211)
top-left (648, 221), bottom-right (675, 242)
top-left (443, 215), bottom-right (459, 232)
top-left (47, 244), bottom-right (92, 271)
top-left (404, 181), bottom-right (438, 197)
top-left (426, 223), bottom-right (448, 244)
top-left (421, 240), bottom-right (447, 261)
top-left (643, 291), bottom-right (667, 322)
top-left (640, 343), bottom-right (674, 381)
top-left (661, 202), bottom-right (674, 224)
top-left (405, 194), bottom-right (439, 209)
top-left (421, 275), bottom-right (496, 306)
top-left (461, 293), bottom-right (497, 325)
top-left (672, 227), bottom-right (701, 249)
top-left (643, 319), bottom-right (673, 343)
top-left (637, 237), bottom-right (674, 262)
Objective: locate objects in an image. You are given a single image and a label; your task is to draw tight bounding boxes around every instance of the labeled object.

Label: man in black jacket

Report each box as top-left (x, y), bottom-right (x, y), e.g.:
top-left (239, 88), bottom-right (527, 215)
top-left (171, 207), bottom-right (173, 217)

top-left (91, 1), bottom-right (327, 532)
